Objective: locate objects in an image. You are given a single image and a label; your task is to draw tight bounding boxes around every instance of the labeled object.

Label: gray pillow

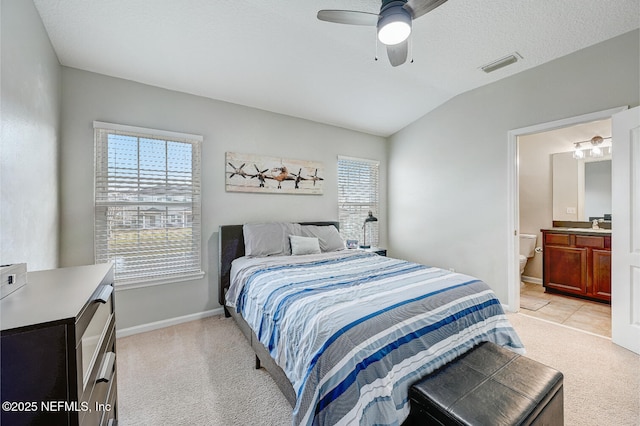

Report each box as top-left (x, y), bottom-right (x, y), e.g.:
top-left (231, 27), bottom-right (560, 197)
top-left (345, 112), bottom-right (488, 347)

top-left (299, 225), bottom-right (345, 252)
top-left (243, 222), bottom-right (299, 257)
top-left (290, 235), bottom-right (321, 255)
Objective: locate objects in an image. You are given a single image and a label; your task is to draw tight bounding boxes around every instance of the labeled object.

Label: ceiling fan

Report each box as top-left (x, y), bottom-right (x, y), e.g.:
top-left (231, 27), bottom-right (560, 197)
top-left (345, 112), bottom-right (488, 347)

top-left (317, 0), bottom-right (448, 67)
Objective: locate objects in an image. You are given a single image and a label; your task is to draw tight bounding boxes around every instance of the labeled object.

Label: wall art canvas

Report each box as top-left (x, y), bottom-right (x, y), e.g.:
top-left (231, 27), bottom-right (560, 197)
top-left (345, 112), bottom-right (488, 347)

top-left (225, 152), bottom-right (324, 195)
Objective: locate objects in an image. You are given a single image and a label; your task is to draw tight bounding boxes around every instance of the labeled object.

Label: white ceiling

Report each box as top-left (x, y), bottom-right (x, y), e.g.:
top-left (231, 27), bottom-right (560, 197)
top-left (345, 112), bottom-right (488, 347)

top-left (33, 0), bottom-right (639, 137)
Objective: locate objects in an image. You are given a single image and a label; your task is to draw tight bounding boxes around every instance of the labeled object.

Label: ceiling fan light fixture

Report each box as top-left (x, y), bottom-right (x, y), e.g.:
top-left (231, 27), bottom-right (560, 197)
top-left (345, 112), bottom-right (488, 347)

top-left (377, 3), bottom-right (412, 45)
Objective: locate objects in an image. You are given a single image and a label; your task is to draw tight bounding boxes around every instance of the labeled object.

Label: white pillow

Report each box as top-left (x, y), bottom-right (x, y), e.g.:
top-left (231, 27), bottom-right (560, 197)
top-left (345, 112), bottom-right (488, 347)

top-left (299, 225), bottom-right (345, 252)
top-left (243, 223), bottom-right (299, 257)
top-left (289, 235), bottom-right (321, 255)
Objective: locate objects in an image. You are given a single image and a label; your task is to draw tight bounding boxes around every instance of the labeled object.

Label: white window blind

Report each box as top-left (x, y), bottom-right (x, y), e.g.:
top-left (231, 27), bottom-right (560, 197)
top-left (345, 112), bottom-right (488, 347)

top-left (94, 122), bottom-right (203, 286)
top-left (337, 156), bottom-right (379, 246)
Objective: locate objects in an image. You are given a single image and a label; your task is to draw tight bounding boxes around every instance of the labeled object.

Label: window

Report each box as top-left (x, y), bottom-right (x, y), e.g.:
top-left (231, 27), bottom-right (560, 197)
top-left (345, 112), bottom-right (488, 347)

top-left (94, 121), bottom-right (203, 287)
top-left (337, 156), bottom-right (379, 246)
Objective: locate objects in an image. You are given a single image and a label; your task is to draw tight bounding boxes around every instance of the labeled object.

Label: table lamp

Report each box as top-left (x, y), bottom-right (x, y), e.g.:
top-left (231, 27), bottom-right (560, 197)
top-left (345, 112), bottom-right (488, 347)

top-left (360, 211), bottom-right (378, 249)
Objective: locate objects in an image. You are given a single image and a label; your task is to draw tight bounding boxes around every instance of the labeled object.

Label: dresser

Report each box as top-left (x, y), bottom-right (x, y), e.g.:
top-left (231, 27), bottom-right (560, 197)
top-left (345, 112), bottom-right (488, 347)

top-left (1, 263), bottom-right (117, 426)
top-left (541, 228), bottom-right (611, 303)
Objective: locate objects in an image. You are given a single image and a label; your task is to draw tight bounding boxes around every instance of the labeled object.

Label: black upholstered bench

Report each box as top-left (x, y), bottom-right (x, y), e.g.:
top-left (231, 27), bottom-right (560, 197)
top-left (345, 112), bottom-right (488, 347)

top-left (406, 342), bottom-right (563, 425)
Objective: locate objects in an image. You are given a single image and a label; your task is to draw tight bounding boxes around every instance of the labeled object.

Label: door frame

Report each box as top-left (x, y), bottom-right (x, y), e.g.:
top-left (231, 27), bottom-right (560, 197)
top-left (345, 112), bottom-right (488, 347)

top-left (506, 106), bottom-right (628, 312)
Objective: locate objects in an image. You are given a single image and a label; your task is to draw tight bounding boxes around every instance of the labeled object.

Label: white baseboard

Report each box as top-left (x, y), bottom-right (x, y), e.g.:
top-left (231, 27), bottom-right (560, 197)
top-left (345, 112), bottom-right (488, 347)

top-left (502, 303), bottom-right (516, 313)
top-left (521, 275), bottom-right (543, 285)
top-left (116, 307), bottom-right (224, 338)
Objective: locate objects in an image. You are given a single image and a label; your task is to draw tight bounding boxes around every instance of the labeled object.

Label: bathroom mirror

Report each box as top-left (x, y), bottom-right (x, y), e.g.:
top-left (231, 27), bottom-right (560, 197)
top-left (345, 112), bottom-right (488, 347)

top-left (552, 151), bottom-right (612, 221)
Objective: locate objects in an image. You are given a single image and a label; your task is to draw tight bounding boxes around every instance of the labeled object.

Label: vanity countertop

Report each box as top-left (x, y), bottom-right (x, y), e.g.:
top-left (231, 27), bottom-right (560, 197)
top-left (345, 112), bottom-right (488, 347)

top-left (542, 227), bottom-right (611, 236)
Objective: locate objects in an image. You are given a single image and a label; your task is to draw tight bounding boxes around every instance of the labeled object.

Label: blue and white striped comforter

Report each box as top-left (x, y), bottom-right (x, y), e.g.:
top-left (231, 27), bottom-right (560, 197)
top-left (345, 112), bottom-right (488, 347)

top-left (226, 251), bottom-right (524, 426)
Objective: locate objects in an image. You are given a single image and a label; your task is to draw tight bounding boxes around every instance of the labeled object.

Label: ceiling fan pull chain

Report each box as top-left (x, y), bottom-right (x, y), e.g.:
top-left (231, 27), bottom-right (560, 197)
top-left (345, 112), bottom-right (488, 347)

top-left (374, 32), bottom-right (379, 61)
top-left (410, 36), bottom-right (414, 63)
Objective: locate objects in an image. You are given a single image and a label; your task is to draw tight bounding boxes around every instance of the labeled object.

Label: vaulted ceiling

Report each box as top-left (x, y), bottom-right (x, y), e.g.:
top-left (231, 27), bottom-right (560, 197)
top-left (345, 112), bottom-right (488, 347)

top-left (34, 0), bottom-right (639, 136)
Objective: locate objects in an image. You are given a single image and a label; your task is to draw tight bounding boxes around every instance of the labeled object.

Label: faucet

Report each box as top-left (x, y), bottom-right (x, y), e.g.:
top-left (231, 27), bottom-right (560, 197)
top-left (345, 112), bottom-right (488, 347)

top-left (592, 219), bottom-right (600, 229)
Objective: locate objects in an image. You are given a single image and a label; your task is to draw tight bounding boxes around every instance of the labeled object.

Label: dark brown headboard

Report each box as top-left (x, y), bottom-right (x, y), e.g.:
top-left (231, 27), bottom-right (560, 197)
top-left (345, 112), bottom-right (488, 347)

top-left (218, 221), bottom-right (339, 307)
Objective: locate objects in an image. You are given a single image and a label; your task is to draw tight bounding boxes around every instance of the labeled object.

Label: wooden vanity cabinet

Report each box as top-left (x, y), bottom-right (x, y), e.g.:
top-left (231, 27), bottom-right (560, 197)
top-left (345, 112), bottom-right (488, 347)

top-left (592, 248), bottom-right (612, 300)
top-left (542, 230), bottom-right (611, 302)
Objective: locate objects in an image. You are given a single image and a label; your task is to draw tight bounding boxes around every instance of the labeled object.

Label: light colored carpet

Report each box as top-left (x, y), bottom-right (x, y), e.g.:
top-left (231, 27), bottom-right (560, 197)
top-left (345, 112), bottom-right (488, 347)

top-left (520, 294), bottom-right (550, 311)
top-left (508, 313), bottom-right (640, 426)
top-left (117, 313), bottom-right (640, 425)
top-left (117, 315), bottom-right (292, 425)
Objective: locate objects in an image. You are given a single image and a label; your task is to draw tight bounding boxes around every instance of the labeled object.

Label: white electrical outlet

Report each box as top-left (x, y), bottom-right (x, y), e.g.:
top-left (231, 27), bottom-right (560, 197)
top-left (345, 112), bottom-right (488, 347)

top-left (566, 207), bottom-right (576, 214)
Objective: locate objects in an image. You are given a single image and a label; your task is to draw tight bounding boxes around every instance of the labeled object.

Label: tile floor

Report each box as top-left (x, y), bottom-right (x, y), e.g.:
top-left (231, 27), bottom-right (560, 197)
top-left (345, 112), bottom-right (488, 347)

top-left (519, 281), bottom-right (611, 338)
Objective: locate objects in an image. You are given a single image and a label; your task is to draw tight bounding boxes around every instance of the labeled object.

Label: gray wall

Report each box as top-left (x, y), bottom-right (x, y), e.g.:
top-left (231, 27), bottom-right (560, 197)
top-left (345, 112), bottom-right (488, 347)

top-left (59, 68), bottom-right (387, 329)
top-left (5, 0), bottom-right (637, 330)
top-left (388, 30), bottom-right (639, 303)
top-left (1, 0), bottom-right (61, 270)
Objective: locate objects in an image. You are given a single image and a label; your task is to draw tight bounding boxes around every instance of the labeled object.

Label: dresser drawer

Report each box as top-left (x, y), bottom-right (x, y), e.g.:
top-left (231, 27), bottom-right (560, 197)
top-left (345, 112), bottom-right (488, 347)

top-left (77, 282), bottom-right (114, 393)
top-left (100, 373), bottom-right (118, 426)
top-left (87, 370), bottom-right (117, 426)
top-left (80, 314), bottom-right (116, 425)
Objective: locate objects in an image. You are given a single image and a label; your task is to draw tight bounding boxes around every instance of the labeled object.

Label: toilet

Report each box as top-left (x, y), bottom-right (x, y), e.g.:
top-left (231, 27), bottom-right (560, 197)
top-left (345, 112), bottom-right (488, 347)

top-left (519, 234), bottom-right (537, 275)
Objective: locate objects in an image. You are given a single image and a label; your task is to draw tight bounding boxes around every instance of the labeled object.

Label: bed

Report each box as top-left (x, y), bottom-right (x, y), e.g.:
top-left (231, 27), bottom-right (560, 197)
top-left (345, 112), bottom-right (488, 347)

top-left (219, 221), bottom-right (524, 426)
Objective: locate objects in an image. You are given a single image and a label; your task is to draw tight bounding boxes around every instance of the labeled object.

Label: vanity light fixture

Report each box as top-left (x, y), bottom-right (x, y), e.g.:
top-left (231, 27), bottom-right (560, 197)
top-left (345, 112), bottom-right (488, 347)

top-left (573, 135), bottom-right (611, 159)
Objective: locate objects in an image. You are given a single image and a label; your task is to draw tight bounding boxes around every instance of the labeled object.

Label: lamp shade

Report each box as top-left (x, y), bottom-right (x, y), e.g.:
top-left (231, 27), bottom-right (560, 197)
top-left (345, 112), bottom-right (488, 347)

top-left (573, 143), bottom-right (585, 159)
top-left (365, 211), bottom-right (378, 223)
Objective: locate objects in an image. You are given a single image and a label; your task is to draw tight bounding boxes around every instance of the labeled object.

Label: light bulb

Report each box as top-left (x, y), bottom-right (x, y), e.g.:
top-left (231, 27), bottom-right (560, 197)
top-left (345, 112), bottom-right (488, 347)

top-left (591, 146), bottom-right (603, 158)
top-left (573, 146), bottom-right (585, 159)
top-left (378, 21), bottom-right (411, 45)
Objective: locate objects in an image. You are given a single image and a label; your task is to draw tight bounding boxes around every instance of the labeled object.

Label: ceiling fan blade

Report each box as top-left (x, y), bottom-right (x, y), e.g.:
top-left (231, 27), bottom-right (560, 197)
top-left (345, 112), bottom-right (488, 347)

top-left (386, 40), bottom-right (409, 67)
top-left (317, 10), bottom-right (378, 26)
top-left (403, 0), bottom-right (448, 19)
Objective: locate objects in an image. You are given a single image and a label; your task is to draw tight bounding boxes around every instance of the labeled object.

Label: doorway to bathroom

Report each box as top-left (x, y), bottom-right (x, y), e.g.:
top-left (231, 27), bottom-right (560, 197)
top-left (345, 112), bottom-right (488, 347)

top-left (507, 106), bottom-right (625, 338)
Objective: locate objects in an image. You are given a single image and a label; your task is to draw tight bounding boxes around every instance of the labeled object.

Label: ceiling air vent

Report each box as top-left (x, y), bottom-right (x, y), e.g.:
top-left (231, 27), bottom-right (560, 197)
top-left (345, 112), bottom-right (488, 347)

top-left (481, 52), bottom-right (522, 73)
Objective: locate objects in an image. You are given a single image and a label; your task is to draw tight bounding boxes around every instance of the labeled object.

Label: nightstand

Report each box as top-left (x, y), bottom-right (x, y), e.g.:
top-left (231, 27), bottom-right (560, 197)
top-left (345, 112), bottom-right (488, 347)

top-left (361, 247), bottom-right (387, 256)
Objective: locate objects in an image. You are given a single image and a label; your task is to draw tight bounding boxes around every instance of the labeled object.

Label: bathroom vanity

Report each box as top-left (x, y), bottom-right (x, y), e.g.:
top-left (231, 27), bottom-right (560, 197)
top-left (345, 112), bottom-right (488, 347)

top-left (541, 227), bottom-right (611, 303)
